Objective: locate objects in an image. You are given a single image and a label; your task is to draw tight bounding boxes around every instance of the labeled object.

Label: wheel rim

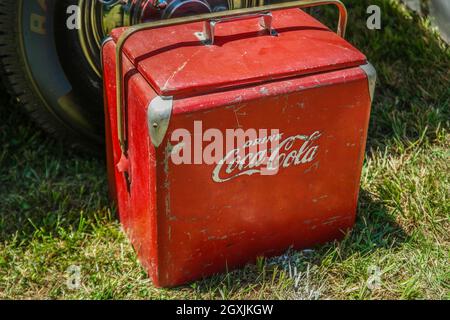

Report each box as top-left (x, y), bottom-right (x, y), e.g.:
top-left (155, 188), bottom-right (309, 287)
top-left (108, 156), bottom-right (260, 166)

top-left (77, 0), bottom-right (256, 77)
top-left (78, 0), bottom-right (127, 77)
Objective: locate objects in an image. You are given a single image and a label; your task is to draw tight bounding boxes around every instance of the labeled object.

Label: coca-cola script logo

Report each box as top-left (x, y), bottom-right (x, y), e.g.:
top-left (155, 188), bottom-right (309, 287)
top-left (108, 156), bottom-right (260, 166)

top-left (212, 131), bottom-right (322, 183)
top-left (169, 121), bottom-right (322, 183)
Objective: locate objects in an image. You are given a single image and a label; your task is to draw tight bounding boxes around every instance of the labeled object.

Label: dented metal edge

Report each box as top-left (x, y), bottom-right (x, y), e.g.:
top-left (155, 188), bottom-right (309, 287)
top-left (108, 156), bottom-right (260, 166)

top-left (147, 96), bottom-right (174, 147)
top-left (360, 62), bottom-right (377, 102)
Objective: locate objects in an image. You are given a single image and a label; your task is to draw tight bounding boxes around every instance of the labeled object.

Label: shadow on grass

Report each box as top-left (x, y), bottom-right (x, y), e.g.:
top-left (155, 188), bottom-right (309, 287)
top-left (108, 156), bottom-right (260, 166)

top-left (0, 84), bottom-right (111, 243)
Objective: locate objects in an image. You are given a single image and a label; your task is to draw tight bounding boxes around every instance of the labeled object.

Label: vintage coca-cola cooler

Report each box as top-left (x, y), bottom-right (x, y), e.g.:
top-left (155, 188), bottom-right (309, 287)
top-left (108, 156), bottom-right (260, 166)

top-left (102, 0), bottom-right (376, 287)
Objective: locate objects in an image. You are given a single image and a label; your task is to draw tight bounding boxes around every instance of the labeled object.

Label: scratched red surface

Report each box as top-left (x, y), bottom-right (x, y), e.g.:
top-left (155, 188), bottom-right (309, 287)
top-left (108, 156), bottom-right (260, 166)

top-left (104, 8), bottom-right (373, 287)
top-left (111, 9), bottom-right (366, 96)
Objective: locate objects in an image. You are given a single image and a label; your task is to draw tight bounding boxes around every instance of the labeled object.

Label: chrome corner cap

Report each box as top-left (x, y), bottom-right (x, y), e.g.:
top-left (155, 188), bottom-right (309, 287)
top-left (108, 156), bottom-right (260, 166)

top-left (100, 36), bottom-right (114, 70)
top-left (147, 96), bottom-right (173, 148)
top-left (360, 62), bottom-right (377, 102)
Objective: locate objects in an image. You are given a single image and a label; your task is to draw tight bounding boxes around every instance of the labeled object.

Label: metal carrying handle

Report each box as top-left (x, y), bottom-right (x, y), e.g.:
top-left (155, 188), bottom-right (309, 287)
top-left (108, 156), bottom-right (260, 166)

top-left (199, 11), bottom-right (276, 45)
top-left (114, 0), bottom-right (348, 155)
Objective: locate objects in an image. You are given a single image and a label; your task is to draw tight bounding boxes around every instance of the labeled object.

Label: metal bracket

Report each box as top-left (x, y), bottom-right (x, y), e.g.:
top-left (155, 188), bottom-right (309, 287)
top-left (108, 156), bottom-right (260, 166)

top-left (360, 62), bottom-right (377, 102)
top-left (147, 96), bottom-right (173, 147)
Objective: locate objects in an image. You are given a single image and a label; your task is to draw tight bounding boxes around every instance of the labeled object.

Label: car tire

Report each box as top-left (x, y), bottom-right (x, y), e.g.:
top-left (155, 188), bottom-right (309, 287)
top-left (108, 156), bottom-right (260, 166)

top-left (0, 0), bottom-right (104, 152)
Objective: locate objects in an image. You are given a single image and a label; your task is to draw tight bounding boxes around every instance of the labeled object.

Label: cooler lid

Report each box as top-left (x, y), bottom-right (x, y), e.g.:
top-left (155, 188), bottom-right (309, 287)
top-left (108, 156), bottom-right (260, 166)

top-left (111, 8), bottom-right (367, 97)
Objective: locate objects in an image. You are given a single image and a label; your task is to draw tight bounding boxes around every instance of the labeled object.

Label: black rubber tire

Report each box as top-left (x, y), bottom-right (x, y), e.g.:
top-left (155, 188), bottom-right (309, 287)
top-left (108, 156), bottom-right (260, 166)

top-left (0, 0), bottom-right (103, 152)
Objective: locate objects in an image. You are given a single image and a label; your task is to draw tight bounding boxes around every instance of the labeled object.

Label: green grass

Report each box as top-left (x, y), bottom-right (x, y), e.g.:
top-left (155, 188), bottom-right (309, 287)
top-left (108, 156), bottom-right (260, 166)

top-left (0, 0), bottom-right (449, 299)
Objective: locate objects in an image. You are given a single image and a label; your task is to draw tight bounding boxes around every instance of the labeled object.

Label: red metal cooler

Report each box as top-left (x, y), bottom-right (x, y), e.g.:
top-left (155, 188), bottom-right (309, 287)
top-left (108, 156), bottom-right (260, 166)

top-left (102, 0), bottom-right (376, 287)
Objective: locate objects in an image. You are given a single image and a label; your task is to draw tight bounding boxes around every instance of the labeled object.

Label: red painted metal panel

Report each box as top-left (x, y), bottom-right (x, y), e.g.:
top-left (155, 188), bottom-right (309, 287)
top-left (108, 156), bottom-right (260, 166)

top-left (103, 8), bottom-right (373, 287)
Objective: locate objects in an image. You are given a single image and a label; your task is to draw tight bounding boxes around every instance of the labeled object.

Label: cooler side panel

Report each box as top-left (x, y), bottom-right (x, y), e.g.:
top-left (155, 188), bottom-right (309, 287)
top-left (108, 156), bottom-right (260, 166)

top-left (103, 40), bottom-right (160, 284)
top-left (126, 73), bottom-right (160, 284)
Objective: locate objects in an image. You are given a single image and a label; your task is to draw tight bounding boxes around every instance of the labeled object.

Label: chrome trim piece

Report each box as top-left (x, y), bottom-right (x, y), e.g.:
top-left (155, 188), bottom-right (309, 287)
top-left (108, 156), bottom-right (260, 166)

top-left (101, 35), bottom-right (114, 46)
top-left (360, 62), bottom-right (377, 102)
top-left (100, 36), bottom-right (114, 71)
top-left (147, 96), bottom-right (174, 147)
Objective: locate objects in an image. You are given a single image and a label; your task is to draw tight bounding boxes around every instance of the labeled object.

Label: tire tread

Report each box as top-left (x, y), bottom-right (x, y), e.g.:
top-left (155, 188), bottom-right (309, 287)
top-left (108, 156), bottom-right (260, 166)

top-left (0, 0), bottom-right (99, 151)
